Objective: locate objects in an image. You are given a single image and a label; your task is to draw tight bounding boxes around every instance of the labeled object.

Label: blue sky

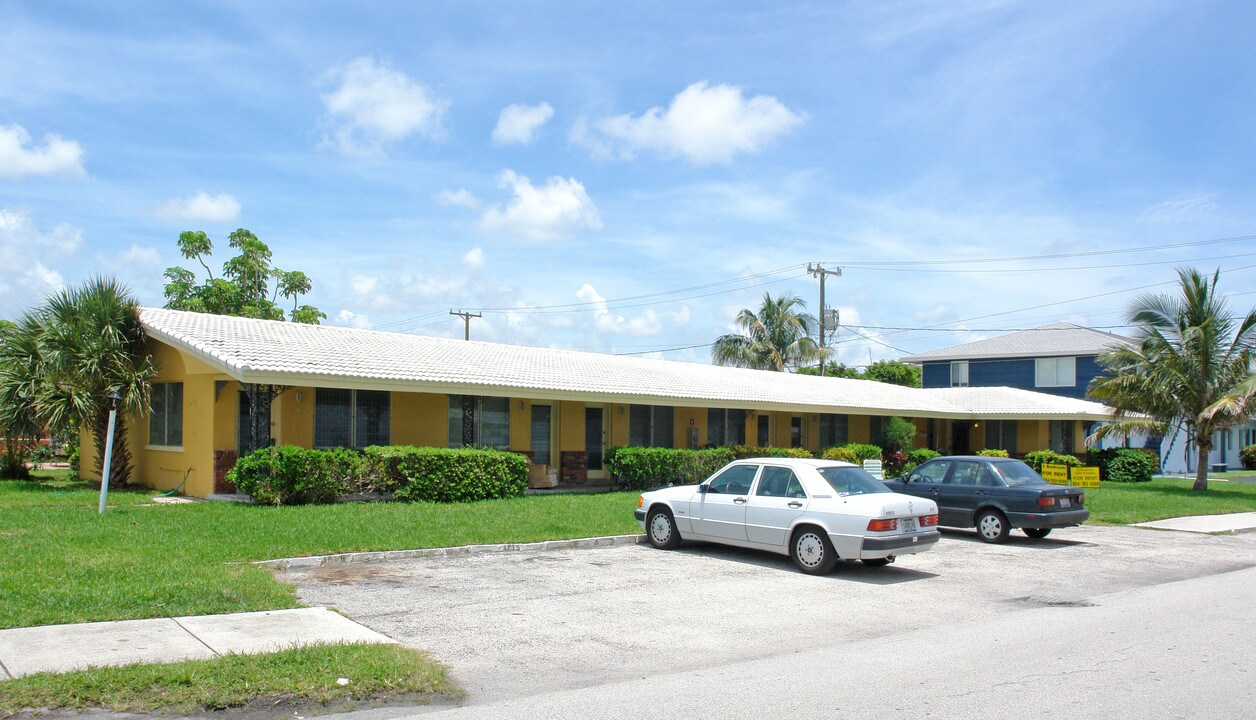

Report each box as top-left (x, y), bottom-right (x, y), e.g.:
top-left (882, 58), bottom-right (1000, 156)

top-left (3, 0), bottom-right (1255, 365)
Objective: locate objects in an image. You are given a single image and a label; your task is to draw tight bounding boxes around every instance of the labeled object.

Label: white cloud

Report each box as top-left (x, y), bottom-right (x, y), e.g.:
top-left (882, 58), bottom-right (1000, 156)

top-left (436, 188), bottom-right (481, 209)
top-left (463, 248), bottom-right (485, 268)
top-left (574, 283), bottom-right (690, 337)
top-left (0, 208), bottom-right (82, 315)
top-left (321, 56), bottom-right (447, 157)
top-left (154, 191), bottom-right (241, 223)
top-left (580, 82), bottom-right (805, 165)
top-left (94, 243), bottom-right (162, 273)
top-left (492, 102), bottom-right (554, 145)
top-left (913, 303), bottom-right (956, 323)
top-left (1141, 194), bottom-right (1220, 225)
top-left (479, 170), bottom-right (602, 242)
top-left (350, 273), bottom-right (379, 296)
top-left (335, 309), bottom-right (372, 329)
top-left (0, 124), bottom-right (86, 179)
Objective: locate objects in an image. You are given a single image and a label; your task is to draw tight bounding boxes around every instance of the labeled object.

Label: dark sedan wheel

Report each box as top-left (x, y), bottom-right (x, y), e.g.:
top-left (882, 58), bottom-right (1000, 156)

top-left (647, 508), bottom-right (682, 549)
top-left (1023, 527), bottom-right (1052, 539)
top-left (976, 509), bottom-right (1011, 543)
top-left (791, 526), bottom-right (838, 575)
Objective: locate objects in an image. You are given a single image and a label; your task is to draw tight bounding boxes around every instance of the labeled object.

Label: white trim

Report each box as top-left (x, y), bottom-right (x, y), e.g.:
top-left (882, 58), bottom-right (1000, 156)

top-left (145, 444), bottom-right (184, 453)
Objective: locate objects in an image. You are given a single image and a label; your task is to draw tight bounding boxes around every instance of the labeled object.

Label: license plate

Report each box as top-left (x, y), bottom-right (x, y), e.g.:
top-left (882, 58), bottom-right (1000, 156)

top-left (900, 517), bottom-right (918, 533)
top-left (1060, 498), bottom-right (1071, 508)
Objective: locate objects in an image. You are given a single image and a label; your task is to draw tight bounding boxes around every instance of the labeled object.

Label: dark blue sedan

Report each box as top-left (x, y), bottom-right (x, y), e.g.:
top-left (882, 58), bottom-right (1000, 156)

top-left (883, 456), bottom-right (1089, 543)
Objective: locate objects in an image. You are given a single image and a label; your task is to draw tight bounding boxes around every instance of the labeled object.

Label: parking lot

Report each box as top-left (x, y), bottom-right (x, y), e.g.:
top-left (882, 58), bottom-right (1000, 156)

top-left (278, 525), bottom-right (1256, 708)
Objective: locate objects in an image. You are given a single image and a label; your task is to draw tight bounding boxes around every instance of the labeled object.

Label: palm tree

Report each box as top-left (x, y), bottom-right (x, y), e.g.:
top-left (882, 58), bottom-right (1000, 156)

top-left (0, 277), bottom-right (156, 488)
top-left (712, 292), bottom-right (827, 371)
top-left (1089, 268), bottom-right (1256, 492)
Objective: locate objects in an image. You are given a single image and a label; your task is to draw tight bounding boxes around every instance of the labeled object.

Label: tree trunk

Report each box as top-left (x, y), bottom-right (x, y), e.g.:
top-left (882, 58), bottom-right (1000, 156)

top-left (90, 407), bottom-right (132, 489)
top-left (1193, 439), bottom-right (1210, 492)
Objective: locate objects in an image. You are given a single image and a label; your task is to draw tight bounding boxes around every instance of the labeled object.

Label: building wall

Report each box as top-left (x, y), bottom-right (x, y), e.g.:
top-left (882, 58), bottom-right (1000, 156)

top-left (922, 356), bottom-right (1104, 400)
top-left (390, 391), bottom-right (448, 447)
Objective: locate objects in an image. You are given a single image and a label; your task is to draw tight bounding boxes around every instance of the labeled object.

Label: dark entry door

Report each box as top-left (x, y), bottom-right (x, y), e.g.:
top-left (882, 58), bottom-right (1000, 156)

top-left (951, 421), bottom-right (971, 455)
top-left (585, 407), bottom-right (604, 471)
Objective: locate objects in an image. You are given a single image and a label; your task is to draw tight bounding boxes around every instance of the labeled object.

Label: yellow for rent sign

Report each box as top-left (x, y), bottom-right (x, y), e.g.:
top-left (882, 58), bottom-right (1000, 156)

top-left (1042, 463), bottom-right (1070, 485)
top-left (1071, 467), bottom-right (1101, 488)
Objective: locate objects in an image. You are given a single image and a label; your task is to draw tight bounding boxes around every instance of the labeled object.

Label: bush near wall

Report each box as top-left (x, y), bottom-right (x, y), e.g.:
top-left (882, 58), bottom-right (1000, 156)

top-left (1022, 450), bottom-right (1082, 473)
top-left (840, 444), bottom-right (883, 463)
top-left (228, 445), bottom-right (359, 506)
top-left (607, 447), bottom-right (735, 490)
top-left (821, 447), bottom-right (859, 463)
top-left (1089, 447), bottom-right (1160, 483)
top-left (977, 449), bottom-right (1010, 458)
top-left (1240, 445), bottom-right (1256, 471)
top-left (727, 445), bottom-right (814, 459)
top-left (362, 446), bottom-right (527, 503)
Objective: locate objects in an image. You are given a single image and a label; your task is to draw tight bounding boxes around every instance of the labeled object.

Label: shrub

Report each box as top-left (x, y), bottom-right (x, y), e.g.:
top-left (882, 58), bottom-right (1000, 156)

top-left (977, 449), bottom-right (1010, 458)
top-left (727, 445), bottom-right (813, 459)
top-left (228, 445), bottom-right (358, 505)
top-left (1106, 449), bottom-right (1159, 483)
top-left (821, 447), bottom-right (859, 463)
top-left (840, 443), bottom-right (883, 463)
top-left (607, 447), bottom-right (735, 490)
top-left (883, 449), bottom-right (909, 477)
top-left (0, 450), bottom-right (30, 480)
top-left (66, 436), bottom-right (80, 479)
top-left (1022, 450), bottom-right (1082, 473)
top-left (1240, 445), bottom-right (1256, 471)
top-left (30, 445), bottom-right (54, 463)
top-left (880, 416), bottom-right (917, 451)
top-left (363, 446), bottom-right (527, 502)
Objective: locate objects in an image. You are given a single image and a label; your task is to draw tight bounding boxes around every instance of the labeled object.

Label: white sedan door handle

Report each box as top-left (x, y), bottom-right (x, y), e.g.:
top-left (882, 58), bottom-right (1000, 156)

top-left (733, 497), bottom-right (747, 504)
top-left (787, 501), bottom-right (803, 508)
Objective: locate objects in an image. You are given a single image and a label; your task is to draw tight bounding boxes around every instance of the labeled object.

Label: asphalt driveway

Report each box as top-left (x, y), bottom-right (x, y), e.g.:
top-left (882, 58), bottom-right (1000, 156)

top-left (277, 525), bottom-right (1256, 708)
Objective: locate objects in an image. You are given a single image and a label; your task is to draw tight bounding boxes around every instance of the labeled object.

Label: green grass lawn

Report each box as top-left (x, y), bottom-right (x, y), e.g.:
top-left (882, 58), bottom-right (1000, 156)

top-left (0, 642), bottom-right (461, 715)
top-left (0, 472), bottom-right (640, 629)
top-left (1084, 476), bottom-right (1256, 525)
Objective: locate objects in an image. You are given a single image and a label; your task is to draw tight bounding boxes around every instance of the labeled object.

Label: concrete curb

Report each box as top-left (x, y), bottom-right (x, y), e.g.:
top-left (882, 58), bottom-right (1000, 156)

top-left (254, 534), bottom-right (648, 570)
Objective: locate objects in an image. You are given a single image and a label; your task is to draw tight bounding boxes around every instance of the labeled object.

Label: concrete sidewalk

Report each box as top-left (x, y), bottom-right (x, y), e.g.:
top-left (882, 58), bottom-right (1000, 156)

top-left (0, 607), bottom-right (394, 680)
top-left (1133, 511), bottom-right (1256, 534)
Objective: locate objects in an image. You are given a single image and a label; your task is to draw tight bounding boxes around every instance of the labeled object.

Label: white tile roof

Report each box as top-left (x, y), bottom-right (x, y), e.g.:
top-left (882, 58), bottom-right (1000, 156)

top-left (900, 322), bottom-right (1133, 362)
top-left (140, 308), bottom-right (1114, 420)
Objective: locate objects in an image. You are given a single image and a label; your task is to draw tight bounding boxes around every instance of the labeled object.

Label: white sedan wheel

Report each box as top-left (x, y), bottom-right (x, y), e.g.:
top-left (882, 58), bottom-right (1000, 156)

top-left (791, 528), bottom-right (837, 574)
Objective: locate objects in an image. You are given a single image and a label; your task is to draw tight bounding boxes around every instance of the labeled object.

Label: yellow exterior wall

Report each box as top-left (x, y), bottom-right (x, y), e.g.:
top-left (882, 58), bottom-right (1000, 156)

top-left (849, 415), bottom-right (871, 444)
top-left (390, 391), bottom-right (448, 447)
top-left (675, 407), bottom-right (703, 449)
top-left (272, 387), bottom-right (313, 448)
top-left (509, 398), bottom-right (531, 452)
top-left (608, 404), bottom-right (630, 447)
top-left (803, 413), bottom-right (820, 453)
top-left (213, 381), bottom-right (238, 452)
top-left (559, 401), bottom-right (585, 452)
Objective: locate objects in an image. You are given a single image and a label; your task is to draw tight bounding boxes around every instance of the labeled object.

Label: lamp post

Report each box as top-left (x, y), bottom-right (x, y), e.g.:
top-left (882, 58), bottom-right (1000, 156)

top-left (98, 389), bottom-right (122, 515)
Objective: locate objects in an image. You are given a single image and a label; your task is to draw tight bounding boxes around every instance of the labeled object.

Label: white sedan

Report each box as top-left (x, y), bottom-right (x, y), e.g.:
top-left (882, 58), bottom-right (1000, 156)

top-left (634, 458), bottom-right (941, 574)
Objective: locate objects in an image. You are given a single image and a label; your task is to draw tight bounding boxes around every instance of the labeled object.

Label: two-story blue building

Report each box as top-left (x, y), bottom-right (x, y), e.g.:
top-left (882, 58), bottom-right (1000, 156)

top-left (901, 322), bottom-right (1133, 456)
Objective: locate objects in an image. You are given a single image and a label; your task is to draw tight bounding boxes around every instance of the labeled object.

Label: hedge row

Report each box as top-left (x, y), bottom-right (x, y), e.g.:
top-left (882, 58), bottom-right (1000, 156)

top-left (1089, 447), bottom-right (1160, 483)
top-left (1240, 445), bottom-right (1256, 471)
top-left (605, 447), bottom-right (735, 490)
top-left (227, 444), bottom-right (527, 505)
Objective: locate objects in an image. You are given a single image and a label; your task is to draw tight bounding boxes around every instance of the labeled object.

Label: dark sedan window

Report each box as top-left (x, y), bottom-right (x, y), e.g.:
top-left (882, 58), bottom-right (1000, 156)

top-left (989, 460), bottom-right (1048, 487)
top-left (912, 461), bottom-right (950, 484)
top-left (709, 464), bottom-right (758, 495)
top-left (950, 461), bottom-right (984, 486)
top-left (817, 467), bottom-right (890, 496)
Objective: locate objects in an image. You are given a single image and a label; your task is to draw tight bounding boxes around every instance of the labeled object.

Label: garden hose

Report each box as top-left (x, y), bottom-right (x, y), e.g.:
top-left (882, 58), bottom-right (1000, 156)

top-left (158, 469), bottom-right (191, 497)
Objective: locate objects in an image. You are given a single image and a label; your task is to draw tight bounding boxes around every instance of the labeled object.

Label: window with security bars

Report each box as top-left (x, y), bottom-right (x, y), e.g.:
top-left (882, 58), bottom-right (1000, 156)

top-left (447, 395), bottom-right (511, 449)
top-left (149, 382), bottom-right (183, 447)
top-left (983, 420), bottom-right (1018, 452)
top-left (819, 413), bottom-right (848, 448)
top-left (629, 405), bottom-right (674, 447)
top-left (706, 408), bottom-right (746, 446)
top-left (315, 389), bottom-right (390, 449)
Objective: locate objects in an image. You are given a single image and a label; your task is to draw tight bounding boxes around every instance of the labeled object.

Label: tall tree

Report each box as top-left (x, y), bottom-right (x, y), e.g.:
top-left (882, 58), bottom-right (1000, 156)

top-left (712, 293), bottom-right (826, 371)
top-left (1089, 268), bottom-right (1256, 492)
top-left (163, 228), bottom-right (325, 452)
top-left (0, 277), bottom-right (156, 487)
top-left (163, 228), bottom-right (326, 324)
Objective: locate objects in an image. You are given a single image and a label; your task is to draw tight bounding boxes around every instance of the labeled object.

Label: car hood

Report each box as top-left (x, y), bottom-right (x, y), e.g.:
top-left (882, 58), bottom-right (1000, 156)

top-left (643, 484), bottom-right (702, 500)
top-left (813, 491), bottom-right (937, 517)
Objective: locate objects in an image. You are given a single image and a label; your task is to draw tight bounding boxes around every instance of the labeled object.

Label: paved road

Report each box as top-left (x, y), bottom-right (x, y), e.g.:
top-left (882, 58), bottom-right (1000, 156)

top-left (279, 525), bottom-right (1256, 717)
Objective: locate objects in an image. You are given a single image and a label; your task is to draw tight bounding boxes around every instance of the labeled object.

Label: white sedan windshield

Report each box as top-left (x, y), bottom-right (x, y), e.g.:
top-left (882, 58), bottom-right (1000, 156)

top-left (816, 467), bottom-right (891, 495)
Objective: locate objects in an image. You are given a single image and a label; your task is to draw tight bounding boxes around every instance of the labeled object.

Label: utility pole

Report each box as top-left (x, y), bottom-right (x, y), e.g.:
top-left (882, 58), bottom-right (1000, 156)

top-left (449, 309), bottom-right (481, 340)
top-left (807, 263), bottom-right (842, 376)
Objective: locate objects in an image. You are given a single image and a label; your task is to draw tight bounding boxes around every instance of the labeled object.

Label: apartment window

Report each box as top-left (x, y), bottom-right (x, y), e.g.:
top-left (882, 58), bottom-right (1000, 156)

top-left (448, 395), bottom-right (511, 449)
top-left (1049, 420), bottom-right (1075, 454)
top-left (984, 420), bottom-right (1018, 453)
top-left (149, 382), bottom-right (183, 447)
top-left (629, 405), bottom-right (674, 447)
top-left (1036, 356), bottom-right (1077, 388)
top-left (530, 405), bottom-right (552, 463)
top-left (315, 389), bottom-right (390, 449)
top-left (818, 413), bottom-right (849, 449)
top-left (706, 408), bottom-right (746, 446)
top-left (950, 361), bottom-right (969, 387)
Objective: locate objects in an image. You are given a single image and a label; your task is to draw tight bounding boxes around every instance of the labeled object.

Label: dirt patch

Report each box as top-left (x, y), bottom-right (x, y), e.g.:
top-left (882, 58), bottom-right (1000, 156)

top-left (300, 564), bottom-right (409, 585)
